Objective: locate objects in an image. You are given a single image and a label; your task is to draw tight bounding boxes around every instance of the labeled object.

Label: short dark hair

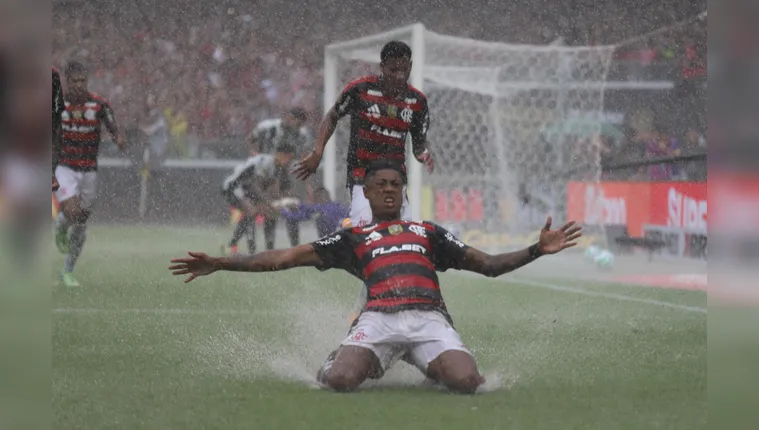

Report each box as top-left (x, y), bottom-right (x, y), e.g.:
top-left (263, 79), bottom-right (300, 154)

top-left (65, 61), bottom-right (87, 77)
top-left (380, 41), bottom-right (412, 64)
top-left (365, 160), bottom-right (406, 182)
top-left (288, 108), bottom-right (308, 121)
top-left (276, 143), bottom-right (296, 155)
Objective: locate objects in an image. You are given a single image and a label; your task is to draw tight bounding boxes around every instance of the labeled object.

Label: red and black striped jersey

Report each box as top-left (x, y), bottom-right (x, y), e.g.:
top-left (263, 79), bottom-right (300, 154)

top-left (311, 220), bottom-right (468, 323)
top-left (59, 93), bottom-right (117, 171)
top-left (333, 76), bottom-right (430, 187)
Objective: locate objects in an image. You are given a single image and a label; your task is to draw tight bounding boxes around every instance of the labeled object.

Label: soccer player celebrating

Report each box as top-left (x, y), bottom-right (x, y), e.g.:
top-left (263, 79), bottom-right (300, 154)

top-left (54, 61), bottom-right (125, 287)
top-left (170, 160), bottom-right (582, 394)
top-left (221, 144), bottom-right (297, 255)
top-left (292, 41), bottom-right (434, 227)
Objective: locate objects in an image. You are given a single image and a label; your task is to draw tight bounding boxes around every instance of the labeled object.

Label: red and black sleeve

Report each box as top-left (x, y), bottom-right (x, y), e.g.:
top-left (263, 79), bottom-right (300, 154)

top-left (428, 223), bottom-right (470, 271)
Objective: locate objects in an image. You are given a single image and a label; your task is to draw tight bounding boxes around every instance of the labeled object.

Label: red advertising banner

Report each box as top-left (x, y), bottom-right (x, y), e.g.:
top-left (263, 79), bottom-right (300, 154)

top-left (566, 181), bottom-right (707, 237)
top-left (434, 188), bottom-right (484, 223)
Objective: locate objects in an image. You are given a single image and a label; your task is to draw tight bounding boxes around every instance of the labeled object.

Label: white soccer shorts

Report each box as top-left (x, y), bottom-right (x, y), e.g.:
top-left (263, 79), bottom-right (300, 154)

top-left (341, 310), bottom-right (472, 375)
top-left (348, 184), bottom-right (411, 228)
top-left (54, 165), bottom-right (98, 210)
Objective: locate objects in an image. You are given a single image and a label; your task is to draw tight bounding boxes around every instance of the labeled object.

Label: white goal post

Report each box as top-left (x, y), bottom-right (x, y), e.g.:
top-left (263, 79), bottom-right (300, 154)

top-left (323, 23), bottom-right (616, 236)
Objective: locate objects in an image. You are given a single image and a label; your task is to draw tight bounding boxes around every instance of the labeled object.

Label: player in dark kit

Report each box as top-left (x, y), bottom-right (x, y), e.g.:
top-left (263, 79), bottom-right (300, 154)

top-left (170, 160), bottom-right (582, 394)
top-left (293, 41), bottom-right (434, 228)
top-left (221, 144), bottom-right (297, 255)
top-left (54, 61), bottom-right (125, 287)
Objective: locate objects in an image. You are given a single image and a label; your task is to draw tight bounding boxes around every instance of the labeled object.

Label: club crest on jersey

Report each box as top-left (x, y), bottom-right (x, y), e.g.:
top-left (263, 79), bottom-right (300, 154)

top-left (387, 105), bottom-right (397, 118)
top-left (72, 111), bottom-right (83, 120)
top-left (400, 107), bottom-right (413, 123)
top-left (409, 224), bottom-right (427, 238)
top-left (388, 224), bottom-right (403, 236)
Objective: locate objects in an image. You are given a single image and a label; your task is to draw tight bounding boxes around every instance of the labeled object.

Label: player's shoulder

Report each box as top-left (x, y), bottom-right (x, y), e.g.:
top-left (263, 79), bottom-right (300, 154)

top-left (343, 75), bottom-right (379, 91)
top-left (313, 227), bottom-right (354, 246)
top-left (405, 83), bottom-right (427, 100)
top-left (87, 92), bottom-right (111, 106)
top-left (407, 220), bottom-right (439, 231)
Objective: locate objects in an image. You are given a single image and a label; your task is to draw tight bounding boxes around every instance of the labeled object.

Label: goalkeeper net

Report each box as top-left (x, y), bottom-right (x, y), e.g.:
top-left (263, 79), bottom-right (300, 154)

top-left (324, 24), bottom-right (616, 245)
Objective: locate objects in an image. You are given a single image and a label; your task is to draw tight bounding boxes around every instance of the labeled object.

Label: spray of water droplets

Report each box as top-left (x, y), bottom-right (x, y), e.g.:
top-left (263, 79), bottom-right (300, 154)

top-left (194, 275), bottom-right (512, 393)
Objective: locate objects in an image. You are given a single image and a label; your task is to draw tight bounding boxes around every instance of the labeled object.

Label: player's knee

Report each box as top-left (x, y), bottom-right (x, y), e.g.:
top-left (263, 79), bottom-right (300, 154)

top-left (323, 367), bottom-right (363, 392)
top-left (443, 371), bottom-right (482, 395)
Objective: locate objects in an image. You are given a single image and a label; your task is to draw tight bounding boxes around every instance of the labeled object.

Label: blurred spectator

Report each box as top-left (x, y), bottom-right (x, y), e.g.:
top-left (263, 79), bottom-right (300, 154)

top-left (646, 126), bottom-right (681, 181)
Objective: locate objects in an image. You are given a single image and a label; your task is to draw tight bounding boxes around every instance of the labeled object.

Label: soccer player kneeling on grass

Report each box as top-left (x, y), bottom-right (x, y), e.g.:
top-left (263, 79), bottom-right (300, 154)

top-left (170, 160), bottom-right (582, 394)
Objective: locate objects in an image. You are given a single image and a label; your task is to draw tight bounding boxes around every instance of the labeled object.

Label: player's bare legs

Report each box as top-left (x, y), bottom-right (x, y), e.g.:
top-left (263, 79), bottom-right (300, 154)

top-left (316, 345), bottom-right (382, 392)
top-left (426, 350), bottom-right (485, 394)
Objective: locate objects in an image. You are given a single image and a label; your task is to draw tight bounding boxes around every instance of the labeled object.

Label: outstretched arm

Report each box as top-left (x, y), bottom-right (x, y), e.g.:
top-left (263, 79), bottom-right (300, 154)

top-left (460, 246), bottom-right (542, 278)
top-left (458, 217), bottom-right (582, 278)
top-left (169, 244), bottom-right (323, 283)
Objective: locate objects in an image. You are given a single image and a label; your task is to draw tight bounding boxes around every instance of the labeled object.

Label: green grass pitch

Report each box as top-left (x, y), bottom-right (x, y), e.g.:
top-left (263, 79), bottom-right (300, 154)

top-left (52, 226), bottom-right (706, 429)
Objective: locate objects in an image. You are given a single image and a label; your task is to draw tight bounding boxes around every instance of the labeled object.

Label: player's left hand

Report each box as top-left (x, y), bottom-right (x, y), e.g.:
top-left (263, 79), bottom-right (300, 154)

top-left (537, 216), bottom-right (582, 255)
top-left (416, 149), bottom-right (434, 174)
top-left (169, 252), bottom-right (219, 283)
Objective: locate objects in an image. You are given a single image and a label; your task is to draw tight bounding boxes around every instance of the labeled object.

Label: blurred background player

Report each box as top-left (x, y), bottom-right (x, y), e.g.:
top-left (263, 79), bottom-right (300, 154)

top-left (54, 61), bottom-right (125, 287)
top-left (52, 66), bottom-right (64, 191)
top-left (279, 186), bottom-right (349, 238)
top-left (293, 40), bottom-right (435, 323)
top-left (249, 108), bottom-right (311, 248)
top-left (221, 143), bottom-right (296, 255)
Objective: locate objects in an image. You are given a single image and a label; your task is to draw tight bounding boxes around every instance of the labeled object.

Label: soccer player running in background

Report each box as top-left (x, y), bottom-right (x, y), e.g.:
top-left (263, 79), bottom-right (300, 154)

top-left (170, 160), bottom-right (582, 394)
top-left (293, 41), bottom-right (434, 225)
top-left (54, 61), bottom-right (125, 287)
top-left (279, 186), bottom-right (349, 238)
top-left (249, 108), bottom-right (311, 249)
top-left (292, 40), bottom-right (435, 321)
top-left (221, 144), bottom-right (297, 255)
top-left (53, 66), bottom-right (64, 191)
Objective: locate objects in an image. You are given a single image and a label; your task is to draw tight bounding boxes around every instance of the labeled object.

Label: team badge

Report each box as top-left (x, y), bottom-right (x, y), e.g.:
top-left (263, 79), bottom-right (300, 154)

top-left (388, 224), bottom-right (403, 236)
top-left (72, 111), bottom-right (83, 120)
top-left (387, 105), bottom-right (397, 118)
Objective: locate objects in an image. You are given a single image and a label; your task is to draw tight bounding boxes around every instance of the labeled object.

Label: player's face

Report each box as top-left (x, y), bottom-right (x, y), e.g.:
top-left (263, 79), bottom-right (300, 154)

top-left (66, 73), bottom-right (88, 98)
top-left (380, 57), bottom-right (412, 92)
top-left (364, 169), bottom-right (404, 220)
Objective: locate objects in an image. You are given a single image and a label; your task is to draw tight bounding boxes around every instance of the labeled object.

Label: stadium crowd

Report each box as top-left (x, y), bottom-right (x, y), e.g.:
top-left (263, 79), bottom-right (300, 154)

top-left (53, 0), bottom-right (706, 178)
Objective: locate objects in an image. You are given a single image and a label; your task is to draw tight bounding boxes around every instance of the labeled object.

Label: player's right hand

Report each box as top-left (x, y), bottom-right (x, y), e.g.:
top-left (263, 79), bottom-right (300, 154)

top-left (169, 252), bottom-right (219, 283)
top-left (292, 150), bottom-right (322, 180)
